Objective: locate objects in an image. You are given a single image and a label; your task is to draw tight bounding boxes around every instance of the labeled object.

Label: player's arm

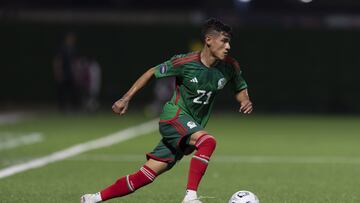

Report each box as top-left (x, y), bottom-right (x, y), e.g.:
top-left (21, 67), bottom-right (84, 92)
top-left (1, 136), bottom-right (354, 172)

top-left (235, 88), bottom-right (253, 114)
top-left (112, 67), bottom-right (155, 115)
top-left (226, 56), bottom-right (253, 114)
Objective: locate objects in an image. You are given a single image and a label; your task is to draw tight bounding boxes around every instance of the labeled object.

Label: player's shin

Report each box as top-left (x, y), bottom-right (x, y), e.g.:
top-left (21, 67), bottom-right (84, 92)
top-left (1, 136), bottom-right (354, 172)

top-left (184, 134), bottom-right (216, 201)
top-left (99, 165), bottom-right (158, 201)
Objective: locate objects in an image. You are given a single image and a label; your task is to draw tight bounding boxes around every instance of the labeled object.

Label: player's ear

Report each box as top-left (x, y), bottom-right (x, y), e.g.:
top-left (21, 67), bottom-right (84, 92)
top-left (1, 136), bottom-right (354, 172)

top-left (205, 34), bottom-right (212, 47)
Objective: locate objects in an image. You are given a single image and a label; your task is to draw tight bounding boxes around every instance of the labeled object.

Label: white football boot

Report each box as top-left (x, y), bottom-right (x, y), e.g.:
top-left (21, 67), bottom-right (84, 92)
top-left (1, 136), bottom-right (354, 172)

top-left (182, 199), bottom-right (203, 203)
top-left (80, 194), bottom-right (99, 203)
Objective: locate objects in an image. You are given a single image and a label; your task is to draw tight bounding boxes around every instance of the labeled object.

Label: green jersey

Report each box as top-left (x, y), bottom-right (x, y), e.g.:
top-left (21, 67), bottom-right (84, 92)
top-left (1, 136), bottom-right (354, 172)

top-left (154, 51), bottom-right (247, 127)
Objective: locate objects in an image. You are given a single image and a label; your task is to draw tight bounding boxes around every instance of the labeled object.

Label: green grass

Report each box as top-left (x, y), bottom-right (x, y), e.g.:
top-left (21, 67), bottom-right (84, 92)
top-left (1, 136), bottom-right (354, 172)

top-left (0, 112), bottom-right (360, 202)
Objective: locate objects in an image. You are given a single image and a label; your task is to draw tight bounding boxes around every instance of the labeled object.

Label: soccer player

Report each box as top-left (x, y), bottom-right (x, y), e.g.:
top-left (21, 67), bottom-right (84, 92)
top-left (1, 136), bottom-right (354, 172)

top-left (81, 18), bottom-right (253, 203)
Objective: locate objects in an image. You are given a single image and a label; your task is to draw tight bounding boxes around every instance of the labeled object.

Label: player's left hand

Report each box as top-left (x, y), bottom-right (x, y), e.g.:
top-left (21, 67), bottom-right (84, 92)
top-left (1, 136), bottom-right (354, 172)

top-left (239, 99), bottom-right (253, 114)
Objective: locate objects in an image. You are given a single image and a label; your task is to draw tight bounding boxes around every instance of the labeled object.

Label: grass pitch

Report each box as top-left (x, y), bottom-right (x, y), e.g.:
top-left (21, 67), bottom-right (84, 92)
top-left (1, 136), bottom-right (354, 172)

top-left (0, 112), bottom-right (359, 202)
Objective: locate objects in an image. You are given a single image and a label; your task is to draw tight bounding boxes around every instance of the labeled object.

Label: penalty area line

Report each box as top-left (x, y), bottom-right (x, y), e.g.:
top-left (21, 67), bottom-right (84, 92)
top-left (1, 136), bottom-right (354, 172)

top-left (0, 118), bottom-right (158, 180)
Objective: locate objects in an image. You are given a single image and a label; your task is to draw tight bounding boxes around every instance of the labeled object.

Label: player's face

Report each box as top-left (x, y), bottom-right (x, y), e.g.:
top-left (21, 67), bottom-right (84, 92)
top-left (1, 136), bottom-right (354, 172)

top-left (208, 32), bottom-right (231, 60)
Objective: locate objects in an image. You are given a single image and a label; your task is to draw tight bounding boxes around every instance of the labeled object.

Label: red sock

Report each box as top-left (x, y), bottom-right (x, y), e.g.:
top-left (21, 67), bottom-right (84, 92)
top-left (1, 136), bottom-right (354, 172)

top-left (187, 134), bottom-right (216, 191)
top-left (100, 165), bottom-right (157, 201)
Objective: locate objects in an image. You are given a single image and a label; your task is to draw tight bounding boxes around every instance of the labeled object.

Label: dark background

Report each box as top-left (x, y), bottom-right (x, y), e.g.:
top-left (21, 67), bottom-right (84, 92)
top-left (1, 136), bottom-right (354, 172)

top-left (1, 0), bottom-right (359, 113)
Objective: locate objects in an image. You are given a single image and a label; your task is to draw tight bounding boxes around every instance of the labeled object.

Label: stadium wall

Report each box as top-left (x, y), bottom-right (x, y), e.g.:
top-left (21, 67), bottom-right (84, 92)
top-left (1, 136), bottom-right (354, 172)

top-left (0, 22), bottom-right (359, 113)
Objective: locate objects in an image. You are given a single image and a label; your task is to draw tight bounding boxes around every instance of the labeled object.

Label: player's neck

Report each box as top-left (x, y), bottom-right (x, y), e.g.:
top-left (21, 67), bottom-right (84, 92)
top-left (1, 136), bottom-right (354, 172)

top-left (200, 49), bottom-right (217, 68)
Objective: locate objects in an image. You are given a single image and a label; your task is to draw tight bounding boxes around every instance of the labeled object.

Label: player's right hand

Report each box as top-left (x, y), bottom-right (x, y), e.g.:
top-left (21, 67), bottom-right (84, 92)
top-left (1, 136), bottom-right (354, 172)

top-left (112, 98), bottom-right (129, 115)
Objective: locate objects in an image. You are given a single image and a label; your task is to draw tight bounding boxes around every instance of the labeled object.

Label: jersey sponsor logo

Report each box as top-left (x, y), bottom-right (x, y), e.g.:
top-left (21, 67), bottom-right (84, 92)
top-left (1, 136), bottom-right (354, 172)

top-left (187, 121), bottom-right (197, 129)
top-left (190, 77), bottom-right (198, 83)
top-left (217, 78), bottom-right (227, 89)
top-left (159, 64), bottom-right (167, 74)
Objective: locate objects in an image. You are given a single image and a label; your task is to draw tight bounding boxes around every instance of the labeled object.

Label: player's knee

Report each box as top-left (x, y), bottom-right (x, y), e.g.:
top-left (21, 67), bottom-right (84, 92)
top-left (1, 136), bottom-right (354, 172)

top-left (183, 145), bottom-right (196, 155)
top-left (207, 135), bottom-right (217, 150)
top-left (196, 134), bottom-right (216, 150)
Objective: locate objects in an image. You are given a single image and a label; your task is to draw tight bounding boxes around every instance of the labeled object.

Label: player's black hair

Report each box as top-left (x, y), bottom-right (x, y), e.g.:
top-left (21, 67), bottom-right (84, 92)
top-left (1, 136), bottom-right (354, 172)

top-left (201, 18), bottom-right (232, 42)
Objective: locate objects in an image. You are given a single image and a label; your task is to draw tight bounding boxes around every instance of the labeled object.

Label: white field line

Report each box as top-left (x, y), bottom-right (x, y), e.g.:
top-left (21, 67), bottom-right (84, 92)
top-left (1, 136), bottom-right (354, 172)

top-left (0, 119), bottom-right (158, 179)
top-left (69, 154), bottom-right (360, 165)
top-left (0, 133), bottom-right (43, 151)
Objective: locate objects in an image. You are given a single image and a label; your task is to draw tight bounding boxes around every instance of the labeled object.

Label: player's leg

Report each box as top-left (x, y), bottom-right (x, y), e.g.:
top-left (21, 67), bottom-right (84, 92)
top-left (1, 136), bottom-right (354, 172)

top-left (164, 115), bottom-right (212, 202)
top-left (183, 130), bottom-right (216, 203)
top-left (80, 159), bottom-right (168, 203)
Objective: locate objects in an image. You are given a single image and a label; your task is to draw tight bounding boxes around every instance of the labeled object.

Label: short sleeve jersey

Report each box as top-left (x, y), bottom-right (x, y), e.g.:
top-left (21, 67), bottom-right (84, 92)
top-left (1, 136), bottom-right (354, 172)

top-left (154, 51), bottom-right (247, 127)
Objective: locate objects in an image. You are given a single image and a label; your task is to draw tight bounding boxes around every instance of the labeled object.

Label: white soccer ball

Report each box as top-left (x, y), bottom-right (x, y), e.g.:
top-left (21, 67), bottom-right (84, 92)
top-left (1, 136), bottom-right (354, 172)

top-left (228, 190), bottom-right (259, 203)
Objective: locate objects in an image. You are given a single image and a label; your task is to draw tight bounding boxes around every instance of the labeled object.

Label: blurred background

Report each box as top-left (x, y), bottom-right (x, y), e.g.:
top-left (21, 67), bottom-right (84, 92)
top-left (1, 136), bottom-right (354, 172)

top-left (1, 2), bottom-right (360, 202)
top-left (1, 0), bottom-right (360, 114)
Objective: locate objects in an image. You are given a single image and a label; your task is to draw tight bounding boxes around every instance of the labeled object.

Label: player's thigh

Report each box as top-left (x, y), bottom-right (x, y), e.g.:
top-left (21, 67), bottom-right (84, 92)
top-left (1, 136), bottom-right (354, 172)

top-left (164, 115), bottom-right (207, 154)
top-left (158, 115), bottom-right (202, 158)
top-left (146, 139), bottom-right (178, 170)
top-left (144, 159), bottom-right (169, 175)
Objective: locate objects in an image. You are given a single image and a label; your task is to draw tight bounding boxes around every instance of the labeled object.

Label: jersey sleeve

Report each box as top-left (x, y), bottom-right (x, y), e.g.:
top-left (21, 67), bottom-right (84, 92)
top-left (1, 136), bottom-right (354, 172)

top-left (154, 55), bottom-right (183, 78)
top-left (228, 58), bottom-right (248, 92)
top-left (232, 69), bottom-right (248, 92)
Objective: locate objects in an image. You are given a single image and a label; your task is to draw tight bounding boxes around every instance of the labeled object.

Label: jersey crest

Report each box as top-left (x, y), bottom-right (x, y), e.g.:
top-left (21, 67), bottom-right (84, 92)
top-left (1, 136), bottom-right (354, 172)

top-left (217, 78), bottom-right (227, 89)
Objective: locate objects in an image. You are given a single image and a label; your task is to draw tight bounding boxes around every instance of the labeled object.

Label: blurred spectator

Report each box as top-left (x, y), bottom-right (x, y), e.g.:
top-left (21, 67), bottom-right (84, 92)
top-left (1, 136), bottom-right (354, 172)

top-left (145, 77), bottom-right (175, 116)
top-left (75, 56), bottom-right (102, 112)
top-left (53, 32), bottom-right (80, 112)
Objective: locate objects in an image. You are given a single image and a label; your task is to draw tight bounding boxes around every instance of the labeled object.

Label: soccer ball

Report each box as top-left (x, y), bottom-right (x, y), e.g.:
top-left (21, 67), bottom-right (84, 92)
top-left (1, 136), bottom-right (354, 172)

top-left (228, 190), bottom-right (259, 203)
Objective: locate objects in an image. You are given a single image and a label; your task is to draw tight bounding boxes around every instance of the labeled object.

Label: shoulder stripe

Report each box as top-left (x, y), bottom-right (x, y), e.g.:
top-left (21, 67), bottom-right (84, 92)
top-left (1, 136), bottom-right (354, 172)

top-left (171, 52), bottom-right (198, 64)
top-left (172, 56), bottom-right (195, 64)
top-left (171, 53), bottom-right (198, 63)
top-left (172, 55), bottom-right (199, 67)
top-left (224, 56), bottom-right (240, 71)
top-left (172, 57), bottom-right (198, 67)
